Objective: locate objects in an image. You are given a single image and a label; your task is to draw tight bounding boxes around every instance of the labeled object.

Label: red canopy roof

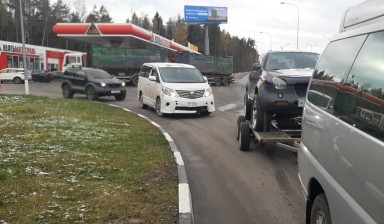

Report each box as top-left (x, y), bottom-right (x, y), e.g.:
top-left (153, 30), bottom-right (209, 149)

top-left (53, 23), bottom-right (198, 54)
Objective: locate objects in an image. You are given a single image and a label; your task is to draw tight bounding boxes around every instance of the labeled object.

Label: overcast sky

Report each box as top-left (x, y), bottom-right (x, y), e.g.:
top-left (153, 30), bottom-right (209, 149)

top-left (63, 0), bottom-right (367, 53)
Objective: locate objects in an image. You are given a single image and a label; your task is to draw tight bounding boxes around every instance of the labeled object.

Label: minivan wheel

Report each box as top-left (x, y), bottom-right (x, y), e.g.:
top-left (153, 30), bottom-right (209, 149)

top-left (251, 95), bottom-right (270, 132)
top-left (155, 97), bottom-right (164, 117)
top-left (139, 93), bottom-right (148, 109)
top-left (86, 86), bottom-right (98, 100)
top-left (310, 194), bottom-right (332, 224)
top-left (62, 84), bottom-right (74, 98)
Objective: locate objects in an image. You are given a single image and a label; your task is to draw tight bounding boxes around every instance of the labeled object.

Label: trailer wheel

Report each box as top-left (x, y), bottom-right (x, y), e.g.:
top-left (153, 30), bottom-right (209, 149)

top-left (214, 78), bottom-right (221, 86)
top-left (237, 115), bottom-right (246, 140)
top-left (239, 122), bottom-right (250, 151)
top-left (130, 75), bottom-right (139, 86)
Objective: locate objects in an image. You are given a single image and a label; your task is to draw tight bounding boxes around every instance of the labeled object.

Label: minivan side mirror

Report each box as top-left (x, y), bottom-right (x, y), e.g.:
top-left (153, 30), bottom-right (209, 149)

top-left (203, 76), bottom-right (208, 82)
top-left (148, 76), bottom-right (157, 81)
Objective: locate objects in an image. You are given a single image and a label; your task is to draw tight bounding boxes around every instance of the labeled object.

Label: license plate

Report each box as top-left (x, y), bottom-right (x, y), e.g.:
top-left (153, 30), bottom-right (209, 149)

top-left (187, 102), bottom-right (197, 107)
top-left (111, 90), bottom-right (120, 94)
top-left (298, 99), bottom-right (305, 107)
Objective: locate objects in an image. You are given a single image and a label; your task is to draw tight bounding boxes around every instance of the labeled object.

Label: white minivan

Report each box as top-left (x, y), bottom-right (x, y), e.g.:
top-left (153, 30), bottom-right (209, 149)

top-left (299, 0), bottom-right (384, 223)
top-left (137, 63), bottom-right (215, 116)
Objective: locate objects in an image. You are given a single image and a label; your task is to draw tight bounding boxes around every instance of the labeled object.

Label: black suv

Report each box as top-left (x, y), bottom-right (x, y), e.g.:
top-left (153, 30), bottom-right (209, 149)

top-left (61, 67), bottom-right (126, 101)
top-left (244, 51), bottom-right (319, 131)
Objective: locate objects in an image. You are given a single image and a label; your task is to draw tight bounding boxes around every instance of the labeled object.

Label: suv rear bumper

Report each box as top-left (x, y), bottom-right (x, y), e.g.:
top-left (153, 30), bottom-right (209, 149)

top-left (259, 84), bottom-right (305, 116)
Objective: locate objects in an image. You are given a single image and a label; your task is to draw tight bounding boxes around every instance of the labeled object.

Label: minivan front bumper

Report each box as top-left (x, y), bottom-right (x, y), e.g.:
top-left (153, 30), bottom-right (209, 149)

top-left (160, 94), bottom-right (215, 114)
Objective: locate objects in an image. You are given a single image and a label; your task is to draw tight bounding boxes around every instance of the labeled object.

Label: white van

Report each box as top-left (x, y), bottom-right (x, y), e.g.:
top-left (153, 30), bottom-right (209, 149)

top-left (299, 0), bottom-right (384, 223)
top-left (137, 63), bottom-right (215, 116)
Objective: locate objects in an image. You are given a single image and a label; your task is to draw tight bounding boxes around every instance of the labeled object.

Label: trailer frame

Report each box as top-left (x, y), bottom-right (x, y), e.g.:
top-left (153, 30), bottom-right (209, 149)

top-left (237, 115), bottom-right (301, 153)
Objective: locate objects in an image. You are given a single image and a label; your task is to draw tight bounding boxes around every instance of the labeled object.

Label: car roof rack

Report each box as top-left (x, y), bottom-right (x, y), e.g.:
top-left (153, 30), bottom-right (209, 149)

top-left (340, 0), bottom-right (384, 32)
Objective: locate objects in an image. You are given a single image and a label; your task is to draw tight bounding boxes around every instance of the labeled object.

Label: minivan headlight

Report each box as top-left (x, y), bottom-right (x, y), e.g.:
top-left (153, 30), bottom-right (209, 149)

top-left (162, 87), bottom-right (178, 97)
top-left (101, 82), bottom-right (106, 87)
top-left (204, 87), bottom-right (212, 97)
top-left (272, 77), bottom-right (287, 89)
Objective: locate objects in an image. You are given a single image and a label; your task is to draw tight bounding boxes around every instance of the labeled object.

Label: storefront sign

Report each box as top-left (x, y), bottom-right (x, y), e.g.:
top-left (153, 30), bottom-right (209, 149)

top-left (2, 44), bottom-right (36, 55)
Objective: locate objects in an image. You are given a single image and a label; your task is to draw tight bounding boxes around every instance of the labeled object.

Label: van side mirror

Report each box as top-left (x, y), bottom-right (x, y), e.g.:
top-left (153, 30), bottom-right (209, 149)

top-left (203, 76), bottom-right (208, 82)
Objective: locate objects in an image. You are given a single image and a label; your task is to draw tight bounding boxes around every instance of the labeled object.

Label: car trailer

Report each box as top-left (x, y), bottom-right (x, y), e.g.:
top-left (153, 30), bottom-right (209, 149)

top-left (236, 115), bottom-right (301, 153)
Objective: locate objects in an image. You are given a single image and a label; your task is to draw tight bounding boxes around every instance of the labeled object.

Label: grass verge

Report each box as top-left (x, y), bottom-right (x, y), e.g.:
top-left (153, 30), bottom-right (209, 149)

top-left (0, 95), bottom-right (178, 223)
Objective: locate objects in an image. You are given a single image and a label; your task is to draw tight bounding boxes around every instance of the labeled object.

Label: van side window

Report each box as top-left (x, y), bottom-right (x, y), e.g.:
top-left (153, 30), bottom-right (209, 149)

top-left (313, 35), bottom-right (367, 83)
top-left (343, 31), bottom-right (384, 140)
top-left (309, 33), bottom-right (384, 141)
top-left (308, 35), bottom-right (367, 115)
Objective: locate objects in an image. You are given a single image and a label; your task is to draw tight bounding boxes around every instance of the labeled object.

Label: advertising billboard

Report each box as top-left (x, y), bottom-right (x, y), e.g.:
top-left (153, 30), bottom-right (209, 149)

top-left (184, 5), bottom-right (228, 24)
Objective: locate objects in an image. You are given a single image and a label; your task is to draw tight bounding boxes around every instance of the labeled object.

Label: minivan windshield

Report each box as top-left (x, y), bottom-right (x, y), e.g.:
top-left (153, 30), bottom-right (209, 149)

top-left (265, 52), bottom-right (319, 70)
top-left (159, 67), bottom-right (205, 83)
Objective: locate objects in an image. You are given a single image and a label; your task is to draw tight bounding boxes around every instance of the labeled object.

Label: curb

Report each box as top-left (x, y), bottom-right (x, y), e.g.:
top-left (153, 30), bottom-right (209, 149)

top-left (108, 104), bottom-right (194, 224)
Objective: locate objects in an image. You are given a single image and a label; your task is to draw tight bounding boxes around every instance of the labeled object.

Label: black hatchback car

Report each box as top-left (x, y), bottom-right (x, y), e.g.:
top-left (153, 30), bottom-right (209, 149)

top-left (31, 70), bottom-right (53, 83)
top-left (244, 51), bottom-right (319, 131)
top-left (61, 67), bottom-right (126, 101)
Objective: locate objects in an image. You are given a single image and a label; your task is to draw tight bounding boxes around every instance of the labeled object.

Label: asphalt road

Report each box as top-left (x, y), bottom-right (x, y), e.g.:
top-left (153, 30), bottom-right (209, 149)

top-left (0, 75), bottom-right (305, 224)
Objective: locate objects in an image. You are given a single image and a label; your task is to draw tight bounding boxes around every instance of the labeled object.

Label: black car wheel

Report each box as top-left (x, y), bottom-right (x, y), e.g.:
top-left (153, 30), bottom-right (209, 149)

top-left (13, 77), bottom-right (22, 84)
top-left (86, 86), bottom-right (98, 100)
top-left (155, 97), bottom-right (164, 117)
top-left (310, 194), bottom-right (332, 224)
top-left (115, 92), bottom-right (126, 101)
top-left (130, 75), bottom-right (139, 86)
top-left (251, 94), bottom-right (270, 132)
top-left (244, 95), bottom-right (253, 120)
top-left (62, 84), bottom-right (74, 98)
top-left (237, 115), bottom-right (246, 140)
top-left (139, 93), bottom-right (148, 109)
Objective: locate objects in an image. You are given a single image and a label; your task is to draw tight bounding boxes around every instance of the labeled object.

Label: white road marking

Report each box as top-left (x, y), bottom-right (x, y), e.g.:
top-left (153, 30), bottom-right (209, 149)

top-left (218, 103), bottom-right (237, 112)
top-left (179, 183), bottom-right (192, 213)
top-left (163, 133), bottom-right (173, 142)
top-left (151, 121), bottom-right (161, 128)
top-left (138, 114), bottom-right (147, 119)
top-left (174, 151), bottom-right (184, 165)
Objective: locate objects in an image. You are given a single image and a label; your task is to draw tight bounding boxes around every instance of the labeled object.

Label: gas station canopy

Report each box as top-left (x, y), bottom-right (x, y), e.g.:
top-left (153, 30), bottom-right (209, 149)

top-left (52, 23), bottom-right (199, 55)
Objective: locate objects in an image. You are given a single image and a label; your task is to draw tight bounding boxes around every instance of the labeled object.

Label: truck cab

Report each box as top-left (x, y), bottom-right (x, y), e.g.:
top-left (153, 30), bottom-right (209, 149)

top-left (62, 53), bottom-right (85, 72)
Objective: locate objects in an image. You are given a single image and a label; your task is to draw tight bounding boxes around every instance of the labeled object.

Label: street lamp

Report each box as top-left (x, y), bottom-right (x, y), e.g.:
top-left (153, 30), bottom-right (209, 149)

top-left (281, 43), bottom-right (290, 50)
top-left (260, 32), bottom-right (272, 51)
top-left (281, 2), bottom-right (299, 50)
